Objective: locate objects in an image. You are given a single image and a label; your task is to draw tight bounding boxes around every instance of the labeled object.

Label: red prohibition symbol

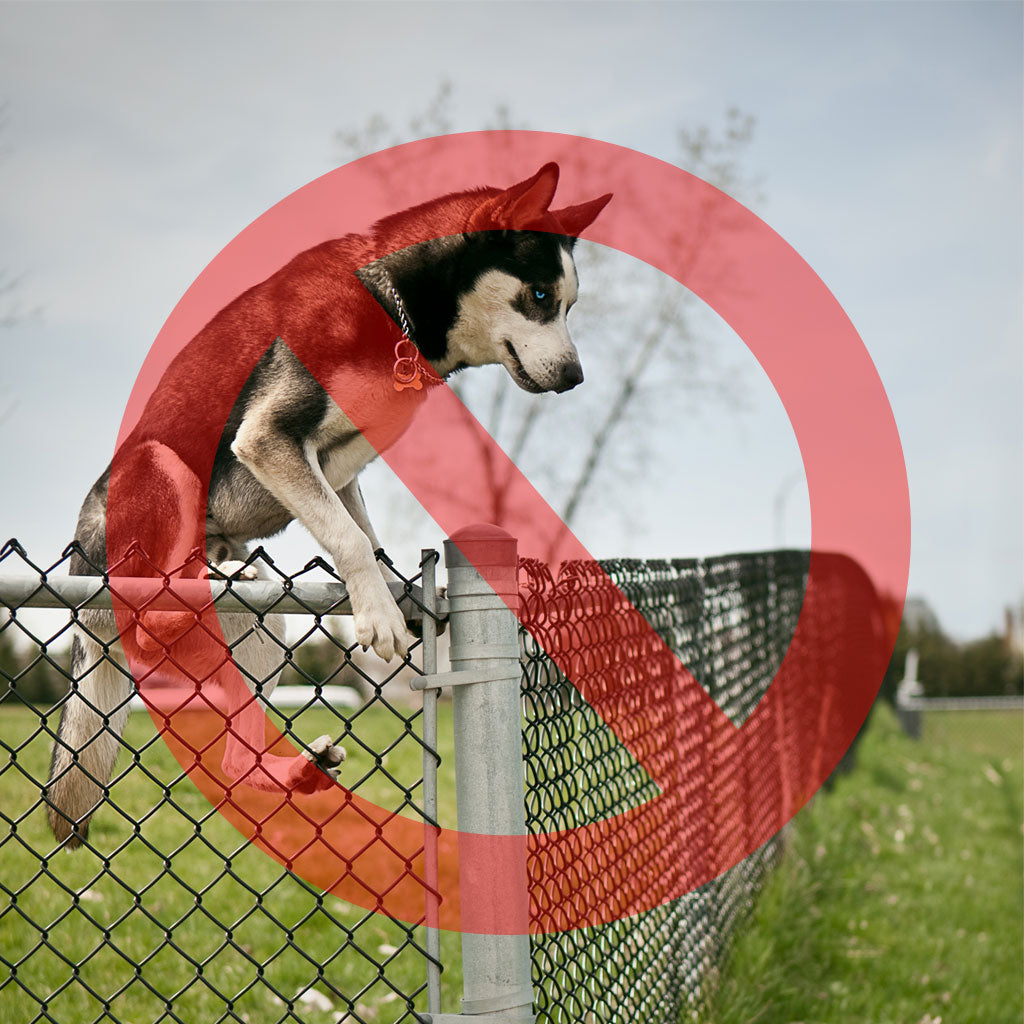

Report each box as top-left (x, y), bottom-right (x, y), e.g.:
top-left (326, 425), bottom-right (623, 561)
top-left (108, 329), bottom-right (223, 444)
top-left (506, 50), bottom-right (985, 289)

top-left (106, 132), bottom-right (910, 934)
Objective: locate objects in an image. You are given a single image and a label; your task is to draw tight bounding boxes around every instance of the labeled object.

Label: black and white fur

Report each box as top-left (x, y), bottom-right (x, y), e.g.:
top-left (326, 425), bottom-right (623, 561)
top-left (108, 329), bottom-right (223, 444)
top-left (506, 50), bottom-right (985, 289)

top-left (46, 162), bottom-right (611, 846)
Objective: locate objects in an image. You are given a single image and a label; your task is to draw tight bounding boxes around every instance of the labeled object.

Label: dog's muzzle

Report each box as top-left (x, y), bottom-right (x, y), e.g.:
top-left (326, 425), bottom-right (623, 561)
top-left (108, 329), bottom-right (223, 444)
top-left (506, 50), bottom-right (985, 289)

top-left (553, 361), bottom-right (584, 393)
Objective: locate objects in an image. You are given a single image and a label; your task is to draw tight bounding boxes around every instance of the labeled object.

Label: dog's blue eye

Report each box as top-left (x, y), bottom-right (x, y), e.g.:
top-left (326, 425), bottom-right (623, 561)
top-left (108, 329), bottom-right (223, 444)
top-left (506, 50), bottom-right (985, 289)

top-left (533, 288), bottom-right (547, 301)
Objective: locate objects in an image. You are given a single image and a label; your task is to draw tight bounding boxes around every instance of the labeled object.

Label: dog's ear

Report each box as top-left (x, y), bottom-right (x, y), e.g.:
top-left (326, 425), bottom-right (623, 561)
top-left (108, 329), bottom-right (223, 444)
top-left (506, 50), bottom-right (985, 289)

top-left (467, 162), bottom-right (561, 232)
top-left (550, 193), bottom-right (613, 240)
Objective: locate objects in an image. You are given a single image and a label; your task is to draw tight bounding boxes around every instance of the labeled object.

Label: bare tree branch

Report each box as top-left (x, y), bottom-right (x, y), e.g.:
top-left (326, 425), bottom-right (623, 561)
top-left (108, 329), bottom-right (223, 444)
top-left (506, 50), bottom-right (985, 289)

top-left (334, 89), bottom-right (758, 560)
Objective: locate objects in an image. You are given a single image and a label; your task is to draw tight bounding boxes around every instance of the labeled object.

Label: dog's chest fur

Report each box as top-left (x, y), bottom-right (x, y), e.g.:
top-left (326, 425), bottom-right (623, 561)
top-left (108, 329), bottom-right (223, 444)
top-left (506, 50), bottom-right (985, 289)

top-left (206, 356), bottom-right (427, 545)
top-left (312, 379), bottom-right (425, 492)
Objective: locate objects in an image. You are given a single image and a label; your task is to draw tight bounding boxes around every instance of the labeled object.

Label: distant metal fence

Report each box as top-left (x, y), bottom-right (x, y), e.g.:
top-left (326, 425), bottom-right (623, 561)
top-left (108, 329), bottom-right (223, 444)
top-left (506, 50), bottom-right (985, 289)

top-left (1, 535), bottom-right (881, 1024)
top-left (894, 648), bottom-right (1024, 743)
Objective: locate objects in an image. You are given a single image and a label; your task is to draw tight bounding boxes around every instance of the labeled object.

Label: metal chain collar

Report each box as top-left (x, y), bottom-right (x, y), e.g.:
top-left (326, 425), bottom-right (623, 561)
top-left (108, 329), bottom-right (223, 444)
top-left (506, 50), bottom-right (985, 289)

top-left (374, 266), bottom-right (442, 393)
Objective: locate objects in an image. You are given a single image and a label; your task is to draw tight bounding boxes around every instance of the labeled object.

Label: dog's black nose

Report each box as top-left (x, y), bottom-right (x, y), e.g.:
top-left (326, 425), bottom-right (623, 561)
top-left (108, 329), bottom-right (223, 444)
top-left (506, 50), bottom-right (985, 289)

top-left (556, 363), bottom-right (584, 393)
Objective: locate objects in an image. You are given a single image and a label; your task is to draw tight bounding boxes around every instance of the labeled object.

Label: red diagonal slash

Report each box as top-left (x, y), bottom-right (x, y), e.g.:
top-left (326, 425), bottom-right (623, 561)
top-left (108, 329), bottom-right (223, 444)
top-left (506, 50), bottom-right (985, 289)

top-left (107, 132), bottom-right (909, 934)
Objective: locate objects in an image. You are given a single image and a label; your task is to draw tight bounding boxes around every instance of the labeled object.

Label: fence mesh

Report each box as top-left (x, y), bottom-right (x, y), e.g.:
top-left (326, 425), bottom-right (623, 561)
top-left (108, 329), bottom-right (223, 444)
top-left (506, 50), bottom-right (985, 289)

top-left (519, 550), bottom-right (832, 1024)
top-left (0, 539), bottom-right (448, 1024)
top-left (2, 540), bottom-right (882, 1024)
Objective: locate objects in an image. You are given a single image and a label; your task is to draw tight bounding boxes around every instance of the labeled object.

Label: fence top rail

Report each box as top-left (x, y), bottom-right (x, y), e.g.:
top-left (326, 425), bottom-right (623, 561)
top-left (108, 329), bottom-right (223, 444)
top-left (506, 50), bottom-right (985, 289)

top-left (0, 572), bottom-right (442, 620)
top-left (897, 694), bottom-right (1024, 712)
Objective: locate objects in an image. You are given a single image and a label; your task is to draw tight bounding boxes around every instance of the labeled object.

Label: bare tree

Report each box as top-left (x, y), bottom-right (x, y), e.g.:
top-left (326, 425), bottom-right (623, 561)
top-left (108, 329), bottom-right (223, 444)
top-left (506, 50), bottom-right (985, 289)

top-left (335, 86), bottom-right (757, 558)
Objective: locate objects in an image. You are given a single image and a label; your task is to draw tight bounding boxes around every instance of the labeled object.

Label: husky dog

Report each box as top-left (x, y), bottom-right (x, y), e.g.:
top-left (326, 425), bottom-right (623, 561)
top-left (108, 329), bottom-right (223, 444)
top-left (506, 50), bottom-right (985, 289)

top-left (45, 161), bottom-right (611, 847)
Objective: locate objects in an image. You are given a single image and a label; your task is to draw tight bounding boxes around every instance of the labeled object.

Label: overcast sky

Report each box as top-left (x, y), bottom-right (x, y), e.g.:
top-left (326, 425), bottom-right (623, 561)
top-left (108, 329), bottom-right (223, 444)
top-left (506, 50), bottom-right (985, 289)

top-left (1, 1), bottom-right (1020, 642)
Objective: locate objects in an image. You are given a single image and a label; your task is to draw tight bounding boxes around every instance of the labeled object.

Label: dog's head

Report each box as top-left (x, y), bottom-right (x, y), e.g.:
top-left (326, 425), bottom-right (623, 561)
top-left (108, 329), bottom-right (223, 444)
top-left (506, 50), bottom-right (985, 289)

top-left (445, 163), bottom-right (612, 394)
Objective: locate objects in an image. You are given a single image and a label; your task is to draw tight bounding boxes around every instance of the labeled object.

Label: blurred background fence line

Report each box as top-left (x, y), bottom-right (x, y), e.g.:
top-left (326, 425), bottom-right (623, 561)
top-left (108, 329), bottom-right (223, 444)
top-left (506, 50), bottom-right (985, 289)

top-left (895, 647), bottom-right (1024, 743)
top-left (1, 536), bottom-right (884, 1024)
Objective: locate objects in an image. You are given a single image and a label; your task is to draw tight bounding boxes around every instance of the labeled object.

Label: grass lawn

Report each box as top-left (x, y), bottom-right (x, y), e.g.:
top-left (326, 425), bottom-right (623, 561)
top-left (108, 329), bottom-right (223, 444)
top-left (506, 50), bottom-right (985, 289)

top-left (5, 691), bottom-right (1021, 1024)
top-left (1, 698), bottom-right (462, 1024)
top-left (703, 704), bottom-right (1024, 1024)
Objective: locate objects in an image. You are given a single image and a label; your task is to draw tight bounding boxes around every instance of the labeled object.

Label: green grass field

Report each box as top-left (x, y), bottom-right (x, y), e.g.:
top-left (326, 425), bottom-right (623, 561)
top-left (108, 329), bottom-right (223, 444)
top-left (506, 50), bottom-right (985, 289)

top-left (0, 699), bottom-right (462, 1024)
top-left (703, 705), bottom-right (1024, 1024)
top-left (3, 698), bottom-right (1021, 1024)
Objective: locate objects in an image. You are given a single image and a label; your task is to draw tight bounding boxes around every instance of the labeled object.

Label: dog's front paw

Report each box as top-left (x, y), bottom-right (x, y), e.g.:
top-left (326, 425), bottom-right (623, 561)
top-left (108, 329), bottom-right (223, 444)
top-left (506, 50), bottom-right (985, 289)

top-left (348, 575), bottom-right (413, 662)
top-left (209, 560), bottom-right (259, 580)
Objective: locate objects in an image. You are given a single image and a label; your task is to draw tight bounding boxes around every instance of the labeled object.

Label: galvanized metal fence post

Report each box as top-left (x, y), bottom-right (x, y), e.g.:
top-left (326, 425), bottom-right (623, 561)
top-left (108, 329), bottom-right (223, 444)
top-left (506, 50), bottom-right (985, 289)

top-left (440, 524), bottom-right (534, 1023)
top-left (419, 548), bottom-right (443, 1017)
top-left (895, 648), bottom-right (923, 739)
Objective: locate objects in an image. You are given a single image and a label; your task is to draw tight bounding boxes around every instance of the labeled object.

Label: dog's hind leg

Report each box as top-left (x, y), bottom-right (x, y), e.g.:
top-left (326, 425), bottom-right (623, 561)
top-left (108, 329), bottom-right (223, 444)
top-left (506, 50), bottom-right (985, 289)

top-left (46, 629), bottom-right (131, 848)
top-left (216, 589), bottom-right (346, 795)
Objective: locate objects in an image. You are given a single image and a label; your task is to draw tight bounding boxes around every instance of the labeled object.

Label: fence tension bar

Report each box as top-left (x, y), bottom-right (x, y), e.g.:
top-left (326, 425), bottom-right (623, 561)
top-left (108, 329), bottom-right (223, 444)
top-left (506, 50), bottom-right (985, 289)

top-left (411, 665), bottom-right (521, 692)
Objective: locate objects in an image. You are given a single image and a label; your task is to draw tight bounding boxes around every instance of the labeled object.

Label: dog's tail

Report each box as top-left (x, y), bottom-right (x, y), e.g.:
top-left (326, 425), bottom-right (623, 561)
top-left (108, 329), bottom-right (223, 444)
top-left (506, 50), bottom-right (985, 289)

top-left (45, 631), bottom-right (131, 848)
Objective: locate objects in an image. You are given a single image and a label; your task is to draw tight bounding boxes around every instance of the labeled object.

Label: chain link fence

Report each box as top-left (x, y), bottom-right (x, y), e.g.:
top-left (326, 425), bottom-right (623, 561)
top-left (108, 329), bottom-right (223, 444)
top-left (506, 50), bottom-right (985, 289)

top-left (894, 648), bottom-right (1024, 752)
top-left (519, 551), bottom-right (816, 1023)
top-left (1, 539), bottom-right (450, 1024)
top-left (1, 538), bottom-right (882, 1024)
